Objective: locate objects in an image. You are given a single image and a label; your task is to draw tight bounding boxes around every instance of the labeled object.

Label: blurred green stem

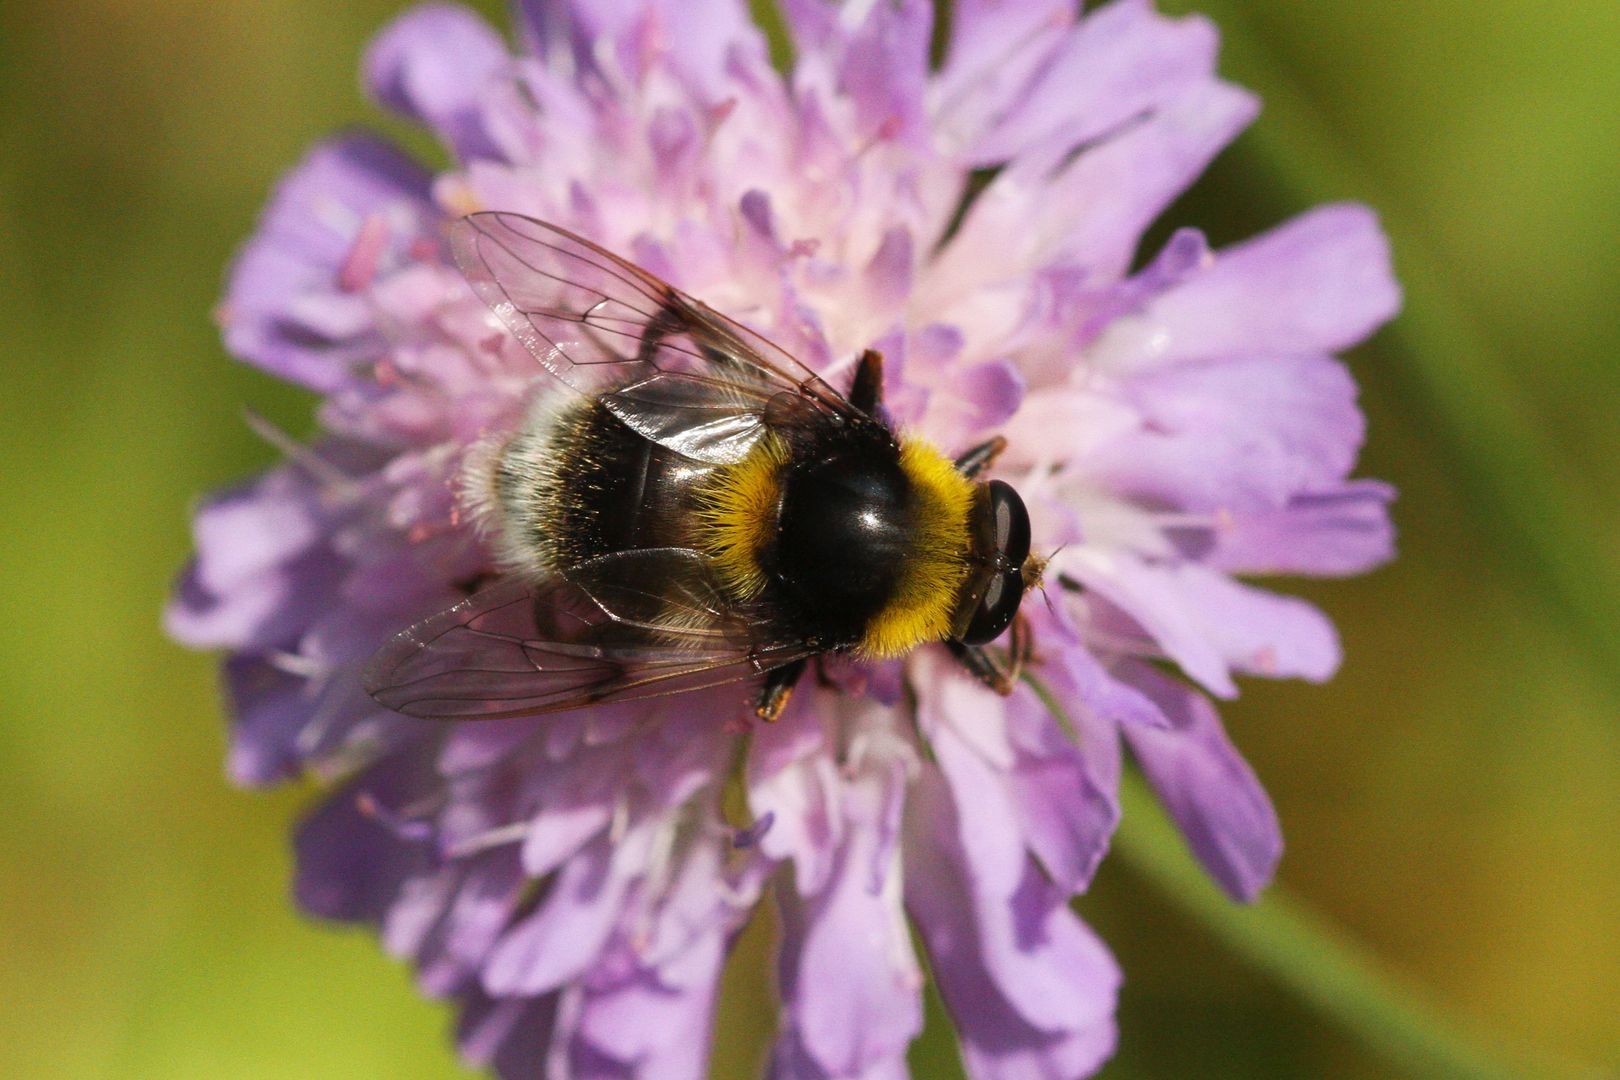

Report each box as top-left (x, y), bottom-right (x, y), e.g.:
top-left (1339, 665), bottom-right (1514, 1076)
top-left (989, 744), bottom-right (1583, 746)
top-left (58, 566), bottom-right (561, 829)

top-left (1029, 674), bottom-right (1571, 1078)
top-left (1112, 769), bottom-right (1581, 1080)
top-left (1193, 2), bottom-right (1620, 683)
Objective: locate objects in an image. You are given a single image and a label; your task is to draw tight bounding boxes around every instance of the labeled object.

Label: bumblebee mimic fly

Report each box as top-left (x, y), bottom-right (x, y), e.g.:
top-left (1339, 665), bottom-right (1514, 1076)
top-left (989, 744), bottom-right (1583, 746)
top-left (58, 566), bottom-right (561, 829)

top-left (363, 212), bottom-right (1043, 723)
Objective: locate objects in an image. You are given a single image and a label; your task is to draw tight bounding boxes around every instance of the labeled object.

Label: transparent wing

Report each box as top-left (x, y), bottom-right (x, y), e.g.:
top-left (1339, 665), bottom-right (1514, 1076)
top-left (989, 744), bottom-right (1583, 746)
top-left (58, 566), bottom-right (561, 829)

top-left (450, 212), bottom-right (855, 463)
top-left (362, 551), bottom-right (814, 721)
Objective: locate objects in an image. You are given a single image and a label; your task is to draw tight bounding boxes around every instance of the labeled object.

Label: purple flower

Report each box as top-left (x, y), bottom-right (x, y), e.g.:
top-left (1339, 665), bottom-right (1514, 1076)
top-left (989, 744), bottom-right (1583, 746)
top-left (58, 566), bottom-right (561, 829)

top-left (169, 1), bottom-right (1398, 1077)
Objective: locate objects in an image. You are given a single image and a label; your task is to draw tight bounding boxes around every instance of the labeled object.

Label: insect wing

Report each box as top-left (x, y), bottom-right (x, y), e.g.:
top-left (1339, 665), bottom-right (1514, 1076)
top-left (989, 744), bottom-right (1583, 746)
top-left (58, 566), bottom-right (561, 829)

top-left (450, 212), bottom-right (853, 463)
top-left (363, 571), bottom-right (811, 721)
top-left (561, 547), bottom-right (739, 638)
top-left (599, 373), bottom-right (779, 465)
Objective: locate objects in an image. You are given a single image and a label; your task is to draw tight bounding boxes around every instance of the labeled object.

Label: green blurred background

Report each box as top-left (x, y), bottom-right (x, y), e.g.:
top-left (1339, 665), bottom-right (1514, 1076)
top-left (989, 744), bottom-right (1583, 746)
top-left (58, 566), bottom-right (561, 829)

top-left (1, 1), bottom-right (1616, 1077)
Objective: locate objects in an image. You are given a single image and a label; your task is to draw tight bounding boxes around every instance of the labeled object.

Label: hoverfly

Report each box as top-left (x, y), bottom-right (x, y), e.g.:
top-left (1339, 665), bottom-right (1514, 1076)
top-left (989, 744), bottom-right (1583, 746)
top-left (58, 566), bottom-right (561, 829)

top-left (364, 213), bottom-right (1041, 722)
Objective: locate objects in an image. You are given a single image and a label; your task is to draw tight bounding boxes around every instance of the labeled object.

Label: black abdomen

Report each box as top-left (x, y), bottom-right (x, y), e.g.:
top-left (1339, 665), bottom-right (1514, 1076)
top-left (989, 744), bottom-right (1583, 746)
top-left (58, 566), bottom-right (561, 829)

top-left (530, 402), bottom-right (914, 651)
top-left (537, 402), bottom-right (718, 566)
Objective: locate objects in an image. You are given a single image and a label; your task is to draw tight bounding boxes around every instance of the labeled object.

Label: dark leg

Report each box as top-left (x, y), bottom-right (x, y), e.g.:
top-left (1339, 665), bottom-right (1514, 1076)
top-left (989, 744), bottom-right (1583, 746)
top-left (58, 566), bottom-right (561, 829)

top-left (637, 297), bottom-right (753, 381)
top-left (953, 436), bottom-right (1007, 479)
top-left (946, 614), bottom-right (1031, 695)
top-left (755, 658), bottom-right (808, 721)
top-left (1009, 611), bottom-right (1032, 675)
top-left (946, 641), bottom-right (1016, 695)
top-left (848, 349), bottom-right (885, 416)
top-left (633, 301), bottom-right (686, 367)
top-left (812, 656), bottom-right (837, 688)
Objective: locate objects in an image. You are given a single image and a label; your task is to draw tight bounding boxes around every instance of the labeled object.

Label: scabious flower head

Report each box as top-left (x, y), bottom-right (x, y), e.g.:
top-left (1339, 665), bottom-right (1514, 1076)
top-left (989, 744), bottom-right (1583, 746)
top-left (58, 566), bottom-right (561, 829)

top-left (169, 1), bottom-right (1399, 1077)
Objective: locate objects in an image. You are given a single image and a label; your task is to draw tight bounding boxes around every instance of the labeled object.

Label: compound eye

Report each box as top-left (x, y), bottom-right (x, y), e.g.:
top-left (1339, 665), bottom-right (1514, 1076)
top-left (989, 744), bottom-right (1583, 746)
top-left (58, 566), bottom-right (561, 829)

top-left (986, 480), bottom-right (1030, 569)
top-left (960, 568), bottom-right (1025, 646)
top-left (954, 480), bottom-right (1033, 646)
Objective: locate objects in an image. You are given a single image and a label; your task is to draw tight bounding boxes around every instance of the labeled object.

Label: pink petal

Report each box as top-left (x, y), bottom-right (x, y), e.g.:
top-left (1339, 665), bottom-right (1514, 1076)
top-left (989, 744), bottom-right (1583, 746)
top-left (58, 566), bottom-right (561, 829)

top-left (365, 4), bottom-right (509, 160)
top-left (1087, 354), bottom-right (1366, 512)
top-left (906, 767), bottom-right (1119, 1076)
top-left (221, 135), bottom-right (431, 391)
top-left (776, 766), bottom-right (922, 1077)
top-left (968, 0), bottom-right (1220, 169)
top-left (484, 829), bottom-right (649, 995)
top-left (1090, 204), bottom-right (1401, 373)
top-left (930, 80), bottom-right (1256, 302)
top-left (1119, 662), bottom-right (1283, 900)
top-left (1212, 480), bottom-right (1397, 577)
top-left (1062, 552), bottom-right (1341, 697)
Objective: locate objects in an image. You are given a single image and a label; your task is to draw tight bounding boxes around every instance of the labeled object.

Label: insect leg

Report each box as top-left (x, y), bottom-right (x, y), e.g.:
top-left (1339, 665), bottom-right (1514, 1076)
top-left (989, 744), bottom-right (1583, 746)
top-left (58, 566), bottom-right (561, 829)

top-left (848, 349), bottom-right (885, 416)
top-left (953, 436), bottom-right (1008, 479)
top-left (946, 615), bottom-right (1030, 696)
top-left (755, 657), bottom-right (809, 722)
top-left (946, 637), bottom-right (1017, 696)
top-left (631, 295), bottom-right (766, 383)
top-left (1008, 611), bottom-right (1032, 679)
top-left (646, 296), bottom-right (757, 381)
top-left (634, 302), bottom-right (686, 367)
top-left (812, 656), bottom-right (837, 688)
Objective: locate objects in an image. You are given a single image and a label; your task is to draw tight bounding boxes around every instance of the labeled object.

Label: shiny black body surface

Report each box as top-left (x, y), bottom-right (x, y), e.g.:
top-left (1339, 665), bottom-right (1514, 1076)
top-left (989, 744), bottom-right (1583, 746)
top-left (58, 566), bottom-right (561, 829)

top-left (959, 480), bottom-right (1032, 645)
top-left (773, 424), bottom-right (911, 646)
top-left (533, 400), bottom-right (718, 564)
top-left (548, 399), bottom-right (915, 653)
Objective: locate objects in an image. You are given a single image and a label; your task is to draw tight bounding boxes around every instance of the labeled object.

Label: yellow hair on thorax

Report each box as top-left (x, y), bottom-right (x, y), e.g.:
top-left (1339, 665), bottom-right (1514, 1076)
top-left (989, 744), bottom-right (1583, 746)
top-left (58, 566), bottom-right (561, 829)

top-left (696, 432), bottom-right (790, 599)
top-left (858, 435), bottom-right (976, 659)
